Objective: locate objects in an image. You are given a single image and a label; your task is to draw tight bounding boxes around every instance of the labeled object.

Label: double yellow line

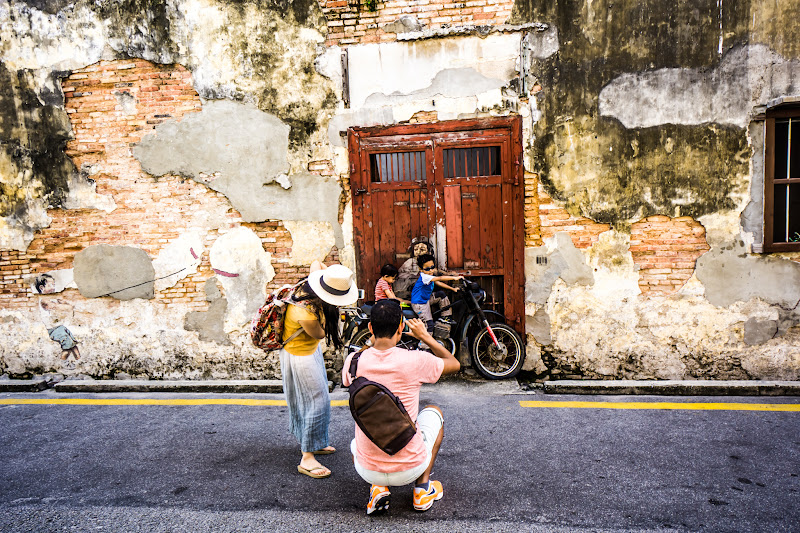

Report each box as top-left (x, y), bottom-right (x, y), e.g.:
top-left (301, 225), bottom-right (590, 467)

top-left (519, 400), bottom-right (800, 412)
top-left (0, 398), bottom-right (350, 407)
top-left (1, 398), bottom-right (798, 411)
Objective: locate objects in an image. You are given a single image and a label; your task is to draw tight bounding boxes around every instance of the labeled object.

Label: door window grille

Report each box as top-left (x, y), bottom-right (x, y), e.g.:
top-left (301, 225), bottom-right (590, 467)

top-left (443, 146), bottom-right (501, 178)
top-left (370, 152), bottom-right (426, 183)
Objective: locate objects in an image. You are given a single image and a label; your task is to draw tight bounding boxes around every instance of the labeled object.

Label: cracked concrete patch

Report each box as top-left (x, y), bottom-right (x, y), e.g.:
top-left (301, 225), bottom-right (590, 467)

top-left (599, 44), bottom-right (800, 129)
top-left (743, 317), bottom-right (778, 345)
top-left (73, 245), bottom-right (155, 300)
top-left (525, 232), bottom-right (594, 305)
top-left (695, 241), bottom-right (800, 309)
top-left (134, 99), bottom-right (291, 193)
top-left (283, 220), bottom-right (335, 266)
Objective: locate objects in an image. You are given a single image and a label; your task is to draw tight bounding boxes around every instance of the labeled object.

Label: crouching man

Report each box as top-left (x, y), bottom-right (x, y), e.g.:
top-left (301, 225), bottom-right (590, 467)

top-left (342, 299), bottom-right (461, 515)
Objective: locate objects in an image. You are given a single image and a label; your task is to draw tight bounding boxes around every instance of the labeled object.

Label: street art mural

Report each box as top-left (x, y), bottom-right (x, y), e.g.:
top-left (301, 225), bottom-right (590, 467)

top-left (0, 0), bottom-right (798, 381)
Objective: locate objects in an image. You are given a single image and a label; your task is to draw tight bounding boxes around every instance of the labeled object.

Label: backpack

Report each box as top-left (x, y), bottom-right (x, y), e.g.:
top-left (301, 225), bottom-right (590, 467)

top-left (250, 282), bottom-right (306, 351)
top-left (347, 349), bottom-right (417, 456)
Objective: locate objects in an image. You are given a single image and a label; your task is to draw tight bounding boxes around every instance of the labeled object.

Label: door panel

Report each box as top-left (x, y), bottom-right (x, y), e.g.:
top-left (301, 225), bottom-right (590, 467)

top-left (443, 185), bottom-right (463, 268)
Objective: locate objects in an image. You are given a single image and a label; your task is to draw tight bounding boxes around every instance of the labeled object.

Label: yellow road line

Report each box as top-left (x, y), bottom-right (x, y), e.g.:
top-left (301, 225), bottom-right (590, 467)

top-left (0, 398), bottom-right (350, 407)
top-left (519, 400), bottom-right (800, 412)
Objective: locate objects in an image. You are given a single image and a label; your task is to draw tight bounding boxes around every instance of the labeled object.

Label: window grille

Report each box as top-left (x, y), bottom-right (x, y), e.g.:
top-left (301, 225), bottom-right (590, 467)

top-left (370, 152), bottom-right (426, 183)
top-left (443, 146), bottom-right (501, 178)
top-left (772, 118), bottom-right (800, 244)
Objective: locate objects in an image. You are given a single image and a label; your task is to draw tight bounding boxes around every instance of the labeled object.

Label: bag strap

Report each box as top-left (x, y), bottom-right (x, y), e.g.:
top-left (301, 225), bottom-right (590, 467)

top-left (280, 300), bottom-right (313, 348)
top-left (348, 348), bottom-right (368, 380)
top-left (280, 328), bottom-right (304, 347)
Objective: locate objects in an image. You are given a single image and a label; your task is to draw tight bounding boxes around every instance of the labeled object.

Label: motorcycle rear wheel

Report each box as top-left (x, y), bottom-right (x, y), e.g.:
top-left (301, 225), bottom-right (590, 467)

top-left (348, 328), bottom-right (373, 350)
top-left (470, 324), bottom-right (524, 380)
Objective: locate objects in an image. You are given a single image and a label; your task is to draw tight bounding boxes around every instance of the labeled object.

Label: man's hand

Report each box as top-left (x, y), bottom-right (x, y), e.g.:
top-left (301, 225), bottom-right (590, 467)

top-left (406, 318), bottom-right (460, 375)
top-left (406, 318), bottom-right (429, 340)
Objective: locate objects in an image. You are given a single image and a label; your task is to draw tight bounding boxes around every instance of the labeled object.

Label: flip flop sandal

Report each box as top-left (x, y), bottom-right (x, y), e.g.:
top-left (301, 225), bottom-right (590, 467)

top-left (297, 465), bottom-right (331, 479)
top-left (312, 447), bottom-right (336, 455)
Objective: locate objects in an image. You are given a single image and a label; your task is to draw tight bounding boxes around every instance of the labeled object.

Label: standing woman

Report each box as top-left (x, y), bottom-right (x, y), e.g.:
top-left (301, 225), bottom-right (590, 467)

top-left (281, 261), bottom-right (359, 479)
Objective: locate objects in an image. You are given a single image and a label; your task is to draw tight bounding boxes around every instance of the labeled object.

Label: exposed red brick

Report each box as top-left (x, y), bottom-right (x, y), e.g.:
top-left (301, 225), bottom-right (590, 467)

top-left (631, 215), bottom-right (710, 296)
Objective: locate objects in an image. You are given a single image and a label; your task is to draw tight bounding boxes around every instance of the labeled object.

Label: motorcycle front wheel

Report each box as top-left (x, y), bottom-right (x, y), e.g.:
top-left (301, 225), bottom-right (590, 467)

top-left (470, 324), bottom-right (525, 380)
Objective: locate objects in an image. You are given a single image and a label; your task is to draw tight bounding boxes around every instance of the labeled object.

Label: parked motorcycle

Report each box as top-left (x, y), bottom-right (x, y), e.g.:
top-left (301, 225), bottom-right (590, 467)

top-left (340, 279), bottom-right (525, 379)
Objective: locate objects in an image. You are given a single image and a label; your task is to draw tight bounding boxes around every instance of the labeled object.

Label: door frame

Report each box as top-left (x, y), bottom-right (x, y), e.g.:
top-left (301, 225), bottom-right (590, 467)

top-left (348, 116), bottom-right (525, 333)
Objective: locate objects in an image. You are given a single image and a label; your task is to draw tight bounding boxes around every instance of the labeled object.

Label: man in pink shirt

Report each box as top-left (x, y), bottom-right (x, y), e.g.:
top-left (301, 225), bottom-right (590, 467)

top-left (342, 299), bottom-right (461, 515)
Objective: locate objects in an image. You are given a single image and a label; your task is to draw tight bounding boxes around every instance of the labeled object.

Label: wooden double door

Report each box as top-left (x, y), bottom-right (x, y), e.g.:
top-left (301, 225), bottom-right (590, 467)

top-left (348, 117), bottom-right (525, 332)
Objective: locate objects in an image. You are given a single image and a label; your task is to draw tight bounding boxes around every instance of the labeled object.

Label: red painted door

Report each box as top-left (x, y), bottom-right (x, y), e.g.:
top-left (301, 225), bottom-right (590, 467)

top-left (349, 117), bottom-right (524, 332)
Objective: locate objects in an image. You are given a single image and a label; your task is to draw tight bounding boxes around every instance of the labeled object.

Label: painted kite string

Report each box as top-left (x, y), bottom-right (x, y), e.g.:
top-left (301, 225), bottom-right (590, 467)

top-left (97, 267), bottom-right (188, 298)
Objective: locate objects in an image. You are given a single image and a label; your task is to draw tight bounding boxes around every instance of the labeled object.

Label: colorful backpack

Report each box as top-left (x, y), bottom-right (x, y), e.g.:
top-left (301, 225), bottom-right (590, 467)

top-left (250, 282), bottom-right (306, 351)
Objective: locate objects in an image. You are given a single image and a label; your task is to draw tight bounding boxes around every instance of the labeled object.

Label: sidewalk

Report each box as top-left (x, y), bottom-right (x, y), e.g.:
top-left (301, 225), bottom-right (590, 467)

top-left (1, 377), bottom-right (798, 395)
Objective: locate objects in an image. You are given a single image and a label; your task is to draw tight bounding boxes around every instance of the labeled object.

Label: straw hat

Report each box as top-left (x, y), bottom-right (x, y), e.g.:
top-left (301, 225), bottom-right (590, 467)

top-left (307, 264), bottom-right (359, 306)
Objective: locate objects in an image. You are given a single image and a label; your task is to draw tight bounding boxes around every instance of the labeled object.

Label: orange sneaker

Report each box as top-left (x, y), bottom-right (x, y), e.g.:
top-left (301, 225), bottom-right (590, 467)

top-left (366, 484), bottom-right (390, 516)
top-left (413, 480), bottom-right (443, 511)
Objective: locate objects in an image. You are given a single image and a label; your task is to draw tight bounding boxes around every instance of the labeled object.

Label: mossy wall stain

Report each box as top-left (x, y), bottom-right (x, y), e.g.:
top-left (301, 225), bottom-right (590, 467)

top-left (1, 0), bottom-right (337, 251)
top-left (0, 62), bottom-right (75, 243)
top-left (97, 0), bottom-right (180, 63)
top-left (510, 0), bottom-right (796, 226)
top-left (215, 1), bottom-right (334, 149)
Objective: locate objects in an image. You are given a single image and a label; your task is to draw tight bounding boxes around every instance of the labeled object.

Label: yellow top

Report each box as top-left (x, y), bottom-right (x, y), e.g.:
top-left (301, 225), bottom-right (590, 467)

top-left (282, 304), bottom-right (321, 356)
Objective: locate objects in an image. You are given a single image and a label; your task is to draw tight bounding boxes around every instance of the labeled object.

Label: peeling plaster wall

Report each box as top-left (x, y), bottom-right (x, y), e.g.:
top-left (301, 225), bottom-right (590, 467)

top-left (328, 32), bottom-right (531, 146)
top-left (0, 0), bottom-right (344, 379)
top-left (0, 0), bottom-right (338, 251)
top-left (509, 0), bottom-right (800, 380)
top-left (3, 0), bottom-right (800, 381)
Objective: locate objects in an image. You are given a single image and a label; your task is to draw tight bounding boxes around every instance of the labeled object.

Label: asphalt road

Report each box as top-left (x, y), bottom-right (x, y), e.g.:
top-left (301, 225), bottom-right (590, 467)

top-left (1, 381), bottom-right (798, 533)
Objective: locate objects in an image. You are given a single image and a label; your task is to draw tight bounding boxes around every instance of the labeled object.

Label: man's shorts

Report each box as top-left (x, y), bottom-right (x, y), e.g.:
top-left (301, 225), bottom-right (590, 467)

top-left (351, 407), bottom-right (444, 487)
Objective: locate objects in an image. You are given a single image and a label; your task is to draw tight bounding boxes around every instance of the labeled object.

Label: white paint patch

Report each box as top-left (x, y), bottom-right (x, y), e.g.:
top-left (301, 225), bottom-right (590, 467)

top-left (599, 44), bottom-right (800, 129)
top-left (0, 3), bottom-right (107, 72)
top-left (63, 176), bottom-right (117, 213)
top-left (153, 232), bottom-right (204, 292)
top-left (0, 201), bottom-right (51, 252)
top-left (585, 230), bottom-right (640, 301)
top-left (314, 45), bottom-right (343, 94)
top-left (347, 33), bottom-right (520, 109)
top-left (522, 25), bottom-right (559, 60)
top-left (339, 201), bottom-right (356, 272)
top-left (329, 33), bottom-right (522, 143)
top-left (209, 227), bottom-right (275, 333)
top-left (283, 221), bottom-right (336, 266)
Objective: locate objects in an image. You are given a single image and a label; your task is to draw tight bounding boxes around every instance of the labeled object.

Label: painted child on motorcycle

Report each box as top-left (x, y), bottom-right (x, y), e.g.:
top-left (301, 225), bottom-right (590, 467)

top-left (394, 237), bottom-right (454, 322)
top-left (410, 253), bottom-right (463, 327)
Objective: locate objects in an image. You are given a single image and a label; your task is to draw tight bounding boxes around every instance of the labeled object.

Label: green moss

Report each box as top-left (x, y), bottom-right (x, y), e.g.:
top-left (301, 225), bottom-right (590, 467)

top-left (513, 0), bottom-right (758, 226)
top-left (97, 0), bottom-right (179, 60)
top-left (0, 63), bottom-right (74, 219)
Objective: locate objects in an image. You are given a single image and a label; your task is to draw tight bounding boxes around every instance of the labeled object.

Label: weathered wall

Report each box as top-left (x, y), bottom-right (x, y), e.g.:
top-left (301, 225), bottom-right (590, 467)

top-left (320, 0), bottom-right (516, 47)
top-left (0, 1), bottom-right (344, 379)
top-left (2, 0), bottom-right (800, 381)
top-left (511, 0), bottom-right (800, 379)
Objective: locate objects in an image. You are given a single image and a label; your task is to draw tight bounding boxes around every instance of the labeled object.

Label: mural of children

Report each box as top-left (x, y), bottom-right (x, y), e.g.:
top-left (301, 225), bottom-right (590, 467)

top-left (375, 263), bottom-right (407, 303)
top-left (34, 273), bottom-right (56, 294)
top-left (394, 237), bottom-right (453, 319)
top-left (394, 237), bottom-right (434, 300)
top-left (34, 273), bottom-right (81, 362)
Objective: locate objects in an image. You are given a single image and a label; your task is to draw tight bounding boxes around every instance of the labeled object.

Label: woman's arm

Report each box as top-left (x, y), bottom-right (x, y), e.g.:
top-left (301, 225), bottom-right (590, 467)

top-left (297, 318), bottom-right (325, 340)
